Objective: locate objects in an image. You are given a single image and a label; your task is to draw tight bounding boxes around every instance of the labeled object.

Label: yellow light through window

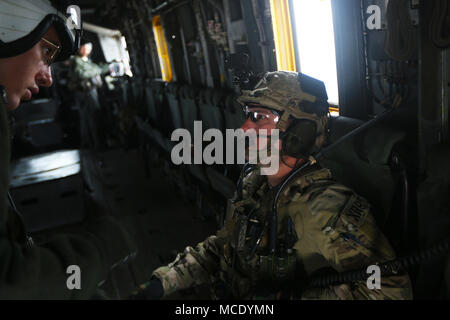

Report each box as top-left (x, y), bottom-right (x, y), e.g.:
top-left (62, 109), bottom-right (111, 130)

top-left (292, 0), bottom-right (339, 105)
top-left (152, 15), bottom-right (173, 82)
top-left (269, 0), bottom-right (297, 72)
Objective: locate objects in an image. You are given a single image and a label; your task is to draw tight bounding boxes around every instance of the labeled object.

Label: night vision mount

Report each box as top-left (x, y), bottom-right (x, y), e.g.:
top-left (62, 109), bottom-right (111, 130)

top-left (226, 52), bottom-right (262, 90)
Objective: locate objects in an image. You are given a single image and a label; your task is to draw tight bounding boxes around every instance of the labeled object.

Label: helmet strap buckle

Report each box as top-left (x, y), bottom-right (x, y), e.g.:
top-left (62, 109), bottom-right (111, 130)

top-left (276, 111), bottom-right (291, 132)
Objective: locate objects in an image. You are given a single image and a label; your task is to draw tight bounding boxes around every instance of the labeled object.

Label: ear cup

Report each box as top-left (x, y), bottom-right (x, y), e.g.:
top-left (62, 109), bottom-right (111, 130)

top-left (282, 120), bottom-right (317, 158)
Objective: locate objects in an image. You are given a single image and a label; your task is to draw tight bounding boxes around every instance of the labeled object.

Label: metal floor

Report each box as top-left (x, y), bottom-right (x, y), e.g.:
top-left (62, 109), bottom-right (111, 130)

top-left (30, 148), bottom-right (218, 299)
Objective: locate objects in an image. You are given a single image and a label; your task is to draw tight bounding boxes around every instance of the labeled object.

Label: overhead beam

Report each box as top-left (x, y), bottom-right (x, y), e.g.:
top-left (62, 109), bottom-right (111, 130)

top-left (83, 22), bottom-right (122, 37)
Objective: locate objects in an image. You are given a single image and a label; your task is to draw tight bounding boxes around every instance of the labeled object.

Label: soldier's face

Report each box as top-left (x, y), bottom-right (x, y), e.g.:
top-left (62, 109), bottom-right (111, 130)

top-left (0, 27), bottom-right (59, 111)
top-left (80, 44), bottom-right (92, 57)
top-left (241, 106), bottom-right (281, 154)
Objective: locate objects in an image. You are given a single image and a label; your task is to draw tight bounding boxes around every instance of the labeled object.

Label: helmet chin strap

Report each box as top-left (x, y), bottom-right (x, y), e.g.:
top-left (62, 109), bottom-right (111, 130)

top-left (248, 132), bottom-right (300, 172)
top-left (247, 132), bottom-right (276, 168)
top-left (280, 151), bottom-right (299, 169)
top-left (276, 109), bottom-right (291, 132)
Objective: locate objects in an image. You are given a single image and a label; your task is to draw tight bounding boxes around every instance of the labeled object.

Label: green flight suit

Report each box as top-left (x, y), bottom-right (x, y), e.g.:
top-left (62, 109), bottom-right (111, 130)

top-left (69, 56), bottom-right (110, 91)
top-left (69, 56), bottom-right (109, 149)
top-left (0, 100), bottom-right (136, 299)
top-left (152, 165), bottom-right (413, 300)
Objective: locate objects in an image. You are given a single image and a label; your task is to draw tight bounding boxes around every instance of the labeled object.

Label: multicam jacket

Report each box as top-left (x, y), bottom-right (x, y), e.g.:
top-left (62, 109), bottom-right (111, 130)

top-left (153, 165), bottom-right (413, 300)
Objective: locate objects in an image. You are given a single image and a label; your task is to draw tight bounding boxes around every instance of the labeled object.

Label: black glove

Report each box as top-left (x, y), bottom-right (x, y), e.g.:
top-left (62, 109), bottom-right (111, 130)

top-left (129, 278), bottom-right (164, 300)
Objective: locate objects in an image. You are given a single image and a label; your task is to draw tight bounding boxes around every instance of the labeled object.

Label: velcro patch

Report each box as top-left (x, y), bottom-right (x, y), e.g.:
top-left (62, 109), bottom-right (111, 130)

top-left (340, 194), bottom-right (370, 229)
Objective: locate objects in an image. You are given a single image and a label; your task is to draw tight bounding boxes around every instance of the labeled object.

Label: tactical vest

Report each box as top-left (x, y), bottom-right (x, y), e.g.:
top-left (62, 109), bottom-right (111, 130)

top-left (217, 166), bottom-right (323, 299)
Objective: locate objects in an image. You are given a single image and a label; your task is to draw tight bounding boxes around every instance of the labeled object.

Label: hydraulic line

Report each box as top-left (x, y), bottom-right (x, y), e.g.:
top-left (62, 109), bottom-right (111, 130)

top-left (360, 0), bottom-right (385, 108)
top-left (429, 0), bottom-right (450, 49)
top-left (384, 0), bottom-right (416, 61)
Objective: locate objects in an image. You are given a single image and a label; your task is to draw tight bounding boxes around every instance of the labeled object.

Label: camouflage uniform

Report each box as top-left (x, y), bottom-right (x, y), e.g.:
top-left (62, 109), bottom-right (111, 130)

top-left (69, 56), bottom-right (109, 149)
top-left (0, 96), bottom-right (136, 299)
top-left (151, 71), bottom-right (413, 299)
top-left (153, 165), bottom-right (412, 299)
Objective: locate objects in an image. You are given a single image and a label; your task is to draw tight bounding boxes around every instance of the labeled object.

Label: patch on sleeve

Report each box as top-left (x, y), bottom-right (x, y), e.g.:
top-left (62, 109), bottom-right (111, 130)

top-left (339, 194), bottom-right (370, 231)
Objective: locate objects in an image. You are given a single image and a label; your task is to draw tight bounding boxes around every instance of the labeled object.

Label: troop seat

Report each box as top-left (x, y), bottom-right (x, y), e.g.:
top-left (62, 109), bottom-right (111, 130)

top-left (414, 142), bottom-right (450, 299)
top-left (165, 82), bottom-right (183, 130)
top-left (144, 78), bottom-right (157, 124)
top-left (135, 116), bottom-right (170, 153)
top-left (198, 88), bottom-right (225, 131)
top-left (178, 85), bottom-right (209, 185)
top-left (148, 79), bottom-right (166, 128)
top-left (205, 92), bottom-right (245, 200)
top-left (321, 115), bottom-right (409, 251)
top-left (137, 79), bottom-right (171, 152)
top-left (121, 77), bottom-right (131, 108)
top-left (130, 77), bottom-right (145, 109)
top-left (223, 93), bottom-right (246, 130)
top-left (179, 85), bottom-right (199, 135)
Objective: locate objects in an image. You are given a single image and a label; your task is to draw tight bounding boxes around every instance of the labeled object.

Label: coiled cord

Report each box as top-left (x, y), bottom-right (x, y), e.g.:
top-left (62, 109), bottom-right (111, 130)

top-left (307, 237), bottom-right (450, 288)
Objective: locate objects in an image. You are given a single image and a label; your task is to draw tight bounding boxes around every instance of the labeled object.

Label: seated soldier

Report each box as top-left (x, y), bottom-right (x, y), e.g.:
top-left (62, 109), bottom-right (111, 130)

top-left (132, 71), bottom-right (413, 300)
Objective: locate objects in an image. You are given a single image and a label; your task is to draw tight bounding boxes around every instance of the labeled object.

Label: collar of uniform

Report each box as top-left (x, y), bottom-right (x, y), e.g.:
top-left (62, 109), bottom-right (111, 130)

top-left (0, 97), bottom-right (11, 226)
top-left (242, 164), bottom-right (332, 197)
top-left (278, 164), bottom-right (332, 200)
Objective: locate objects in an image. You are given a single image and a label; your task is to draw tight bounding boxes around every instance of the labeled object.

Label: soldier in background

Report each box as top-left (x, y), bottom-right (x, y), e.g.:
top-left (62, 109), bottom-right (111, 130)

top-left (131, 71), bottom-right (413, 300)
top-left (69, 41), bottom-right (111, 150)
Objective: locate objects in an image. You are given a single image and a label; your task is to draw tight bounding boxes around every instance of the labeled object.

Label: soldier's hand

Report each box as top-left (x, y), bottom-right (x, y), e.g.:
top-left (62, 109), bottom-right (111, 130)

top-left (129, 278), bottom-right (164, 300)
top-left (109, 61), bottom-right (125, 77)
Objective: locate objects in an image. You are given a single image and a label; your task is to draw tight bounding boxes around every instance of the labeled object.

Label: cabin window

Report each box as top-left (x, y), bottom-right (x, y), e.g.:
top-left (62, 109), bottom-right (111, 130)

top-left (291, 0), bottom-right (340, 108)
top-left (119, 36), bottom-right (133, 78)
top-left (97, 34), bottom-right (133, 78)
top-left (152, 15), bottom-right (174, 82)
top-left (269, 0), bottom-right (297, 72)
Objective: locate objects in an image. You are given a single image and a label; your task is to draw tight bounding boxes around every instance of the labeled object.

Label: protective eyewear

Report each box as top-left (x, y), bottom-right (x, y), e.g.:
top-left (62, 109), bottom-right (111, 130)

top-left (40, 37), bottom-right (61, 66)
top-left (244, 105), bottom-right (280, 124)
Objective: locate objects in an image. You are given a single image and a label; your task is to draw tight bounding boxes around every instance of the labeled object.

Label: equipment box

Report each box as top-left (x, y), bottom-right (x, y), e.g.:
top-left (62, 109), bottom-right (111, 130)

top-left (9, 150), bottom-right (85, 233)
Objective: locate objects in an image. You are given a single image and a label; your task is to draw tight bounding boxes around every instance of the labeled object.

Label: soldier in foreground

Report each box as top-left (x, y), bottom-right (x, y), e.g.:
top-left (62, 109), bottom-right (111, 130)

top-left (132, 71), bottom-right (413, 300)
top-left (0, 0), bottom-right (135, 299)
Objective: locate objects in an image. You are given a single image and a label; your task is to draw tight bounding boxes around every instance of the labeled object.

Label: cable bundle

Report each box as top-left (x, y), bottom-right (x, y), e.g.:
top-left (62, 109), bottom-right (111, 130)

top-left (429, 0), bottom-right (450, 49)
top-left (384, 0), bottom-right (417, 61)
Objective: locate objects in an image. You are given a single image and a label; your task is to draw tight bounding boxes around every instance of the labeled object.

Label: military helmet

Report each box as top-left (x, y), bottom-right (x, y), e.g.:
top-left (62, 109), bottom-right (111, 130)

top-left (0, 0), bottom-right (82, 62)
top-left (237, 71), bottom-right (329, 158)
